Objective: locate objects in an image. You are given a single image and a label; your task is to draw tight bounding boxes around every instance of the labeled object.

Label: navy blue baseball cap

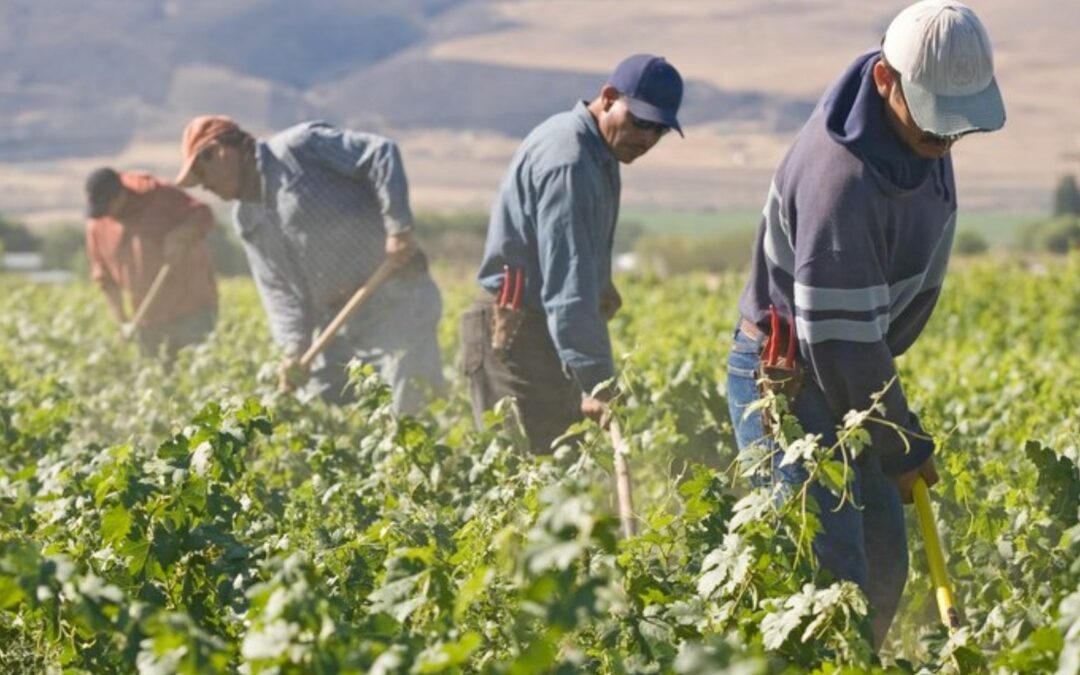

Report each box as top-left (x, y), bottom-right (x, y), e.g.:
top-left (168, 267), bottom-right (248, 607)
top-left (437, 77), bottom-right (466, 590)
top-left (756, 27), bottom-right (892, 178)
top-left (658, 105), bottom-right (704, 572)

top-left (607, 54), bottom-right (684, 137)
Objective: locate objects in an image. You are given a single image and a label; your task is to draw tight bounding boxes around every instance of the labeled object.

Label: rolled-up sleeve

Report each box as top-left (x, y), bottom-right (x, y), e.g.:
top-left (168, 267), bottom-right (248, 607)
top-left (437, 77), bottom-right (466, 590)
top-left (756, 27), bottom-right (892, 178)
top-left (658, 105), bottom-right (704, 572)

top-left (535, 165), bottom-right (614, 394)
top-left (297, 125), bottom-right (414, 236)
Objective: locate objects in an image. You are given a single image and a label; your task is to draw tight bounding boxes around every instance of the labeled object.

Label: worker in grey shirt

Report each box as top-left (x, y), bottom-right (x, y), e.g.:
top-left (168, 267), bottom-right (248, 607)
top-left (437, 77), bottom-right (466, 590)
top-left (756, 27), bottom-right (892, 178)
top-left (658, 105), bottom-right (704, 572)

top-left (462, 54), bottom-right (684, 452)
top-left (176, 116), bottom-right (444, 414)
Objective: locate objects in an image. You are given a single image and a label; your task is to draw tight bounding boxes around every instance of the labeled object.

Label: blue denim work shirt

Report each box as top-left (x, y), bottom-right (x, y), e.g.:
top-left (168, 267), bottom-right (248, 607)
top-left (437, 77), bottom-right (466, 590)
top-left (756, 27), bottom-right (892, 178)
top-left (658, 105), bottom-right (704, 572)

top-left (477, 101), bottom-right (621, 393)
top-left (234, 122), bottom-right (415, 356)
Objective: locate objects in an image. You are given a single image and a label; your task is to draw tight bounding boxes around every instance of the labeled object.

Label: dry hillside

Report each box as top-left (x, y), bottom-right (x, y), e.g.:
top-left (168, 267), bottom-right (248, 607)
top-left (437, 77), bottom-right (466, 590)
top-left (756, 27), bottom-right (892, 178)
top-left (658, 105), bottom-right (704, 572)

top-left (1, 0), bottom-right (1076, 223)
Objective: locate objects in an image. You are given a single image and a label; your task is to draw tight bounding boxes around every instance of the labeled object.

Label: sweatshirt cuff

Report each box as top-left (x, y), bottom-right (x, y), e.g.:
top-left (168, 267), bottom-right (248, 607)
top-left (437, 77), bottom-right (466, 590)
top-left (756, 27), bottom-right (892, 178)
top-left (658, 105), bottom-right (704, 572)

top-left (878, 412), bottom-right (935, 476)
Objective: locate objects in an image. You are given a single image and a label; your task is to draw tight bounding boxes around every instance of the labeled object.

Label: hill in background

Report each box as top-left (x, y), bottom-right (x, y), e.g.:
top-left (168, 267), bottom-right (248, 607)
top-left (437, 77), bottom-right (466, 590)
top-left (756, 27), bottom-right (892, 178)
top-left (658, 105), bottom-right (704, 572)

top-left (1, 0), bottom-right (1077, 222)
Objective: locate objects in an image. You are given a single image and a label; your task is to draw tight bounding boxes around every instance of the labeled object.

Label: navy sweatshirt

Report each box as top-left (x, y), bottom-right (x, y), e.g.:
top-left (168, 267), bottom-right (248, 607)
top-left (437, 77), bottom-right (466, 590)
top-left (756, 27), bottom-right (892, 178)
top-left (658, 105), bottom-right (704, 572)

top-left (737, 50), bottom-right (956, 476)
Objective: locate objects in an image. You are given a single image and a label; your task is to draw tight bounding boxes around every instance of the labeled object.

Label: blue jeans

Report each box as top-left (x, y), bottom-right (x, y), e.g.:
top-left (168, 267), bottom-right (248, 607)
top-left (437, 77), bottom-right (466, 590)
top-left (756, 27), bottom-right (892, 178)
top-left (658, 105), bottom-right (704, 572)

top-left (726, 326), bottom-right (908, 645)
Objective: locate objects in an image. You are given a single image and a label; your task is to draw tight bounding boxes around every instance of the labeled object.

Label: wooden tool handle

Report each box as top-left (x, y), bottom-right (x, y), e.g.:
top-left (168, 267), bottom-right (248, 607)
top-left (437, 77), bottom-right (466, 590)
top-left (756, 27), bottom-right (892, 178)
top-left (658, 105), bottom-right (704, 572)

top-left (608, 419), bottom-right (637, 538)
top-left (299, 261), bottom-right (396, 369)
top-left (130, 264), bottom-right (172, 328)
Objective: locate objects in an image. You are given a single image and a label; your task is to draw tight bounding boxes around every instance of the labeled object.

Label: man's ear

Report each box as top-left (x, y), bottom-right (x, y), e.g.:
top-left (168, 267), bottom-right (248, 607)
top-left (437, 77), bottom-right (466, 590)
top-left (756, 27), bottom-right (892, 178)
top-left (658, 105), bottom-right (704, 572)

top-left (872, 60), bottom-right (893, 98)
top-left (599, 84), bottom-right (620, 112)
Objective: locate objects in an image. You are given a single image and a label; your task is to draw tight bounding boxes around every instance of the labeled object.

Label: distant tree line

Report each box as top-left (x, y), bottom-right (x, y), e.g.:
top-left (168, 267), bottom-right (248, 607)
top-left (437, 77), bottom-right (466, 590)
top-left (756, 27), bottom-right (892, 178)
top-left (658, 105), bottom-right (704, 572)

top-left (1019, 174), bottom-right (1080, 254)
top-left (0, 215), bottom-right (40, 252)
top-left (1054, 174), bottom-right (1080, 218)
top-left (7, 174), bottom-right (1080, 278)
top-left (955, 174), bottom-right (1080, 257)
top-left (0, 214), bottom-right (250, 277)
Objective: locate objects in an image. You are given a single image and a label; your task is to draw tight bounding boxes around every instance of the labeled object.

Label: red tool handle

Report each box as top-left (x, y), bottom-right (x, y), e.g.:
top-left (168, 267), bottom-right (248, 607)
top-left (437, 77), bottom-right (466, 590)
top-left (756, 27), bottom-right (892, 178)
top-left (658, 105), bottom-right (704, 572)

top-left (499, 264), bottom-right (511, 306)
top-left (767, 305), bottom-right (780, 366)
top-left (511, 268), bottom-right (524, 310)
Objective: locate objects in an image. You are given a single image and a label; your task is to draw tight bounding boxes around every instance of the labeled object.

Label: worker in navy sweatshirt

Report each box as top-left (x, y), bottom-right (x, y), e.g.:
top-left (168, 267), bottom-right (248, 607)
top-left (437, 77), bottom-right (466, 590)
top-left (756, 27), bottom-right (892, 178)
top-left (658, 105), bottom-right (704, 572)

top-left (727, 0), bottom-right (1005, 647)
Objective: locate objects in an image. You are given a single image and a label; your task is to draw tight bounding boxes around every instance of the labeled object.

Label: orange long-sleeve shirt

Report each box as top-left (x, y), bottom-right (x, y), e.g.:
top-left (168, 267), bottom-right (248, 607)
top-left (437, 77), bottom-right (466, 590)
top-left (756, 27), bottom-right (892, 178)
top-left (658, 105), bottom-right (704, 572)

top-left (85, 172), bottom-right (218, 326)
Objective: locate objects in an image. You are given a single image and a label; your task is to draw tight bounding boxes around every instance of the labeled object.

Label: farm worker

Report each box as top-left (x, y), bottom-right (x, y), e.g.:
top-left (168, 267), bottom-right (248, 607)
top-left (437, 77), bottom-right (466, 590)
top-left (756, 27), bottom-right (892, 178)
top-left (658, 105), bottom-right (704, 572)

top-left (726, 0), bottom-right (1006, 648)
top-left (462, 54), bottom-right (685, 453)
top-left (174, 116), bottom-right (444, 414)
top-left (84, 167), bottom-right (218, 361)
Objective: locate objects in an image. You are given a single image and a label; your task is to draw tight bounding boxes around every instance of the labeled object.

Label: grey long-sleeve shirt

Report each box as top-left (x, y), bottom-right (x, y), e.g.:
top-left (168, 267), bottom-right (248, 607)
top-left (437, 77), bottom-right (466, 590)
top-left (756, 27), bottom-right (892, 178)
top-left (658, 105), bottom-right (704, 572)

top-left (234, 121), bottom-right (415, 356)
top-left (477, 101), bottom-right (621, 393)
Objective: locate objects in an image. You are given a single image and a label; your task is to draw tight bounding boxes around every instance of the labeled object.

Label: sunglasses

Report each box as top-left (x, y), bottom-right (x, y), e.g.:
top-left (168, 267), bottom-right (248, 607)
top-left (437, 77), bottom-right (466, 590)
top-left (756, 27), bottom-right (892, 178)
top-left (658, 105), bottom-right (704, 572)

top-left (918, 128), bottom-right (974, 146)
top-left (627, 110), bottom-right (671, 136)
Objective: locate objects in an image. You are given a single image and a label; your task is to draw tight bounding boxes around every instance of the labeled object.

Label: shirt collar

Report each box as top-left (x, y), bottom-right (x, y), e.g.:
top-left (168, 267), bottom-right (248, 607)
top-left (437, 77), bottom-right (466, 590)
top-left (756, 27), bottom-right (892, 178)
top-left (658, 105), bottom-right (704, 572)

top-left (243, 141), bottom-right (272, 206)
top-left (573, 100), bottom-right (617, 165)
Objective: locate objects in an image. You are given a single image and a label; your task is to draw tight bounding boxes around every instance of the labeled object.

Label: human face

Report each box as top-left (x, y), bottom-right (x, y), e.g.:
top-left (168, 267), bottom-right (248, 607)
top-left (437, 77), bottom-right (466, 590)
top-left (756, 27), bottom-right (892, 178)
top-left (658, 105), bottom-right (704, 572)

top-left (874, 60), bottom-right (965, 160)
top-left (193, 141), bottom-right (244, 200)
top-left (598, 95), bottom-right (669, 164)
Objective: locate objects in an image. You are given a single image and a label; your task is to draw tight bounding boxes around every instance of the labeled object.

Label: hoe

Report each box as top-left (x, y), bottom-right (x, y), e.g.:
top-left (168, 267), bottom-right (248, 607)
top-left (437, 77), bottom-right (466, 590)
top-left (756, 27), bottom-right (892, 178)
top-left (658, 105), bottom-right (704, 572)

top-left (913, 477), bottom-right (960, 631)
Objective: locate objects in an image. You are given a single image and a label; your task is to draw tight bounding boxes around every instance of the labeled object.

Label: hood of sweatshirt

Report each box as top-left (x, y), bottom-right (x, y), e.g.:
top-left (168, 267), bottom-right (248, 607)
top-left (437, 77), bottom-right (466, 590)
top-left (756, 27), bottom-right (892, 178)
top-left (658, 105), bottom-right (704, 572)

top-left (822, 49), bottom-right (940, 195)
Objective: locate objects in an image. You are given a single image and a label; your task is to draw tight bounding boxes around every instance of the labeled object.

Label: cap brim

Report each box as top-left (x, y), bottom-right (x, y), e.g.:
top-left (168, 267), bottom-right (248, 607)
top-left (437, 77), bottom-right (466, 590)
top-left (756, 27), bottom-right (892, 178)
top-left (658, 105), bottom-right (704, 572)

top-left (903, 76), bottom-right (1006, 137)
top-left (175, 155), bottom-right (201, 188)
top-left (625, 97), bottom-right (684, 138)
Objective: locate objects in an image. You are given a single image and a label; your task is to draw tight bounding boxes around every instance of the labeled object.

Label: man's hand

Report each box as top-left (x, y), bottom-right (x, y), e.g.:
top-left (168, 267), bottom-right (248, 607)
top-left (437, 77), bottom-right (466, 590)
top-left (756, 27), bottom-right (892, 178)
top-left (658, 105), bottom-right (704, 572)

top-left (581, 396), bottom-right (611, 427)
top-left (163, 223), bottom-right (200, 264)
top-left (600, 284), bottom-right (622, 321)
top-left (385, 232), bottom-right (417, 268)
top-left (893, 457), bottom-right (939, 504)
top-left (277, 357), bottom-right (310, 393)
top-left (581, 382), bottom-right (619, 427)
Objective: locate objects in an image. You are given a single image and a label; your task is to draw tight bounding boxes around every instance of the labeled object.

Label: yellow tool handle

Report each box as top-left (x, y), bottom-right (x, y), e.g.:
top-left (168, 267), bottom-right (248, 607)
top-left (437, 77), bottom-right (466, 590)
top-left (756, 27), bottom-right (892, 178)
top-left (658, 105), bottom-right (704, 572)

top-left (912, 477), bottom-right (960, 630)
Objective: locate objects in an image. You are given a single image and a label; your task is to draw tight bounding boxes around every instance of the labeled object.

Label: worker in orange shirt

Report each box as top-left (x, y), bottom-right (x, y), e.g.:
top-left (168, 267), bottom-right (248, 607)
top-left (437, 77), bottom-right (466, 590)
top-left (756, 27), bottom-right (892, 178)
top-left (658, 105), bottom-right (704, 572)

top-left (84, 167), bottom-right (219, 361)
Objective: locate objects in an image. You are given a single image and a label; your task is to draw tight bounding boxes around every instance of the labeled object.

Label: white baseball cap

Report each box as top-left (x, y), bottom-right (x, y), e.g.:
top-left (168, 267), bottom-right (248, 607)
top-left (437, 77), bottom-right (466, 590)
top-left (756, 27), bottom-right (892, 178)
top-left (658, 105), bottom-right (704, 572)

top-left (882, 0), bottom-right (1005, 136)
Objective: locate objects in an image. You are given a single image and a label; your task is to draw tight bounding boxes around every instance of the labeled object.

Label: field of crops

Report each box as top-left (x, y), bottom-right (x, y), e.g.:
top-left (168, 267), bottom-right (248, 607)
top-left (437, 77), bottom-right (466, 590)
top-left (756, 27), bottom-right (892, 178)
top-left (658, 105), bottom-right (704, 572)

top-left (1, 259), bottom-right (1078, 674)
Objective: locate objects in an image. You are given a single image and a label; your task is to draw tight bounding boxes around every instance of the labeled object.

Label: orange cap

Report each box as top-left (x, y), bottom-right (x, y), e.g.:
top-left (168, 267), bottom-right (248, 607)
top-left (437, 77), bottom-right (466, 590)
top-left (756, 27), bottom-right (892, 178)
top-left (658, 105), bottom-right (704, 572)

top-left (176, 115), bottom-right (241, 187)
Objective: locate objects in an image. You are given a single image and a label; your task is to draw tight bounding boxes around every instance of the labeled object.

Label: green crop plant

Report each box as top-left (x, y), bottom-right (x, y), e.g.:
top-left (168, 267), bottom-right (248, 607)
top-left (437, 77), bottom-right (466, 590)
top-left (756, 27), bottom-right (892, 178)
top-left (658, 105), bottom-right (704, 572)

top-left (0, 259), bottom-right (1077, 673)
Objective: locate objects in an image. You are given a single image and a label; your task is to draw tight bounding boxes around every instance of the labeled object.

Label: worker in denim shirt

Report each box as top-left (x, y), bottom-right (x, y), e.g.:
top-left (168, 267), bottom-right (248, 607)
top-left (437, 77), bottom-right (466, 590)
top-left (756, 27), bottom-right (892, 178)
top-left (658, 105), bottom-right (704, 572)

top-left (175, 116), bottom-right (444, 414)
top-left (462, 54), bottom-right (684, 452)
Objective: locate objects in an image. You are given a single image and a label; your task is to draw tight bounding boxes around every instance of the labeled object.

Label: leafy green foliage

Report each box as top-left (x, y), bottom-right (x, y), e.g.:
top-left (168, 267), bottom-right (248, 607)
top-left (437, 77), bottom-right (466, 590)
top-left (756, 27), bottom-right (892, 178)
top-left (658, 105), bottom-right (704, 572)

top-left (1, 260), bottom-right (1079, 673)
top-left (1025, 441), bottom-right (1080, 527)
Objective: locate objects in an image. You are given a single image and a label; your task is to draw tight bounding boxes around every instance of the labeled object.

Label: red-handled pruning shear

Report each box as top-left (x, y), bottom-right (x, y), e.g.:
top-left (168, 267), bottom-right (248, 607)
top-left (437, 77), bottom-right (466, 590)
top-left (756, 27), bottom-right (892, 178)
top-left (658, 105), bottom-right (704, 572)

top-left (764, 304), bottom-right (797, 368)
top-left (499, 264), bottom-right (524, 310)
